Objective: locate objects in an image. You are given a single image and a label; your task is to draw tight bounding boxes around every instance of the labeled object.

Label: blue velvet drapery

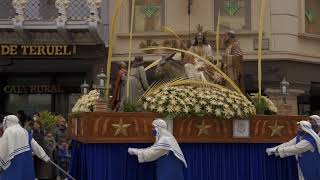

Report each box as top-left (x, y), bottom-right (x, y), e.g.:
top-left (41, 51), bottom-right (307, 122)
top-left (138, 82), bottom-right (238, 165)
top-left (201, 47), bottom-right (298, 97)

top-left (70, 141), bottom-right (298, 180)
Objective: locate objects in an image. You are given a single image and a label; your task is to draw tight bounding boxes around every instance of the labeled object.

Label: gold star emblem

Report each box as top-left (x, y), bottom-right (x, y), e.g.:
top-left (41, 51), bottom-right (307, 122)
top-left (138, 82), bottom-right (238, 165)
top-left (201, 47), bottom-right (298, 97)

top-left (268, 120), bottom-right (285, 136)
top-left (196, 120), bottom-right (212, 136)
top-left (112, 119), bottom-right (131, 136)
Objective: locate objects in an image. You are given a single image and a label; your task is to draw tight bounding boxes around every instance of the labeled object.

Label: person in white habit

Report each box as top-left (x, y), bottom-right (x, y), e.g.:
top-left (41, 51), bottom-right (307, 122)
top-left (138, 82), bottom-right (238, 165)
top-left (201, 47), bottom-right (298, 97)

top-left (128, 119), bottom-right (187, 180)
top-left (266, 120), bottom-right (320, 180)
top-left (0, 115), bottom-right (50, 180)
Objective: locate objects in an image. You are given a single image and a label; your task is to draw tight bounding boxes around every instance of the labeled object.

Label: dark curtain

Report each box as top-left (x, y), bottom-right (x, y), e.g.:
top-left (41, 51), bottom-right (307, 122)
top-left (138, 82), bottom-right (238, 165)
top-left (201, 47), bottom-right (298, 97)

top-left (70, 141), bottom-right (298, 180)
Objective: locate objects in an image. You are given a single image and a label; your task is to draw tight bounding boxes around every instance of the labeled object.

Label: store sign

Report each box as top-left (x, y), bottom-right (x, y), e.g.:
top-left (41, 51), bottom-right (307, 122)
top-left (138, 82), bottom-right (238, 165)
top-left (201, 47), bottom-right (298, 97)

top-left (3, 85), bottom-right (64, 94)
top-left (0, 45), bottom-right (75, 56)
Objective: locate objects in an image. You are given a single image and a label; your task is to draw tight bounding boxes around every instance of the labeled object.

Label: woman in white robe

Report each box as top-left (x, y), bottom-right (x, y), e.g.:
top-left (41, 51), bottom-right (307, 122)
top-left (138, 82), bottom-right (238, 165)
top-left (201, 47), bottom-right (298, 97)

top-left (0, 115), bottom-right (50, 180)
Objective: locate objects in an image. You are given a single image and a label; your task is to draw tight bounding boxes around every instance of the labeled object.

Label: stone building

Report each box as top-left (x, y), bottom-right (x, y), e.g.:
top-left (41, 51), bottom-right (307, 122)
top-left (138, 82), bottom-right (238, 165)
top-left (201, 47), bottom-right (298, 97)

top-left (0, 0), bottom-right (109, 116)
top-left (109, 0), bottom-right (320, 115)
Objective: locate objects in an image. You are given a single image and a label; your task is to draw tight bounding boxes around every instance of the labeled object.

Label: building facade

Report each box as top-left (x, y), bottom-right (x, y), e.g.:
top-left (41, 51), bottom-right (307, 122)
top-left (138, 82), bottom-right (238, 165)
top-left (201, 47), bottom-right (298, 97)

top-left (109, 0), bottom-right (320, 115)
top-left (0, 0), bottom-right (109, 116)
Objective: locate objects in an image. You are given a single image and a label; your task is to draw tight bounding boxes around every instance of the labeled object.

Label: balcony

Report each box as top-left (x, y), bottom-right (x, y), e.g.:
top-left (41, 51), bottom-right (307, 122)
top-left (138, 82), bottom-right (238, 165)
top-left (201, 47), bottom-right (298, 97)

top-left (0, 0), bottom-right (106, 44)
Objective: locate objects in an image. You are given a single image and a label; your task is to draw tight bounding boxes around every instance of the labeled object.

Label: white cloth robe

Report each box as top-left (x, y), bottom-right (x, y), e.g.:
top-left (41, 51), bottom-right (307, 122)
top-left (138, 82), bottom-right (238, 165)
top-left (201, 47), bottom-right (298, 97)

top-left (135, 147), bottom-right (169, 163)
top-left (273, 137), bottom-right (315, 180)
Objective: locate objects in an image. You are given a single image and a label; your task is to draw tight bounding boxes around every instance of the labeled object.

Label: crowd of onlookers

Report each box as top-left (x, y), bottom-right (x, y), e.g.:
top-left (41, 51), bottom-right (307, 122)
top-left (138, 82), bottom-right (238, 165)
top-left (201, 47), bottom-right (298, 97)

top-left (0, 111), bottom-right (71, 180)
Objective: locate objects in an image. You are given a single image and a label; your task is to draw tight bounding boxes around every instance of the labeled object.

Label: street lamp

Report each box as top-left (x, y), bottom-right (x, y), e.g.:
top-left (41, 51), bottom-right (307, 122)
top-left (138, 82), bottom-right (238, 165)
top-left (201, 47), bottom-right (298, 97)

top-left (80, 79), bottom-right (89, 94)
top-left (96, 68), bottom-right (107, 99)
top-left (280, 77), bottom-right (289, 104)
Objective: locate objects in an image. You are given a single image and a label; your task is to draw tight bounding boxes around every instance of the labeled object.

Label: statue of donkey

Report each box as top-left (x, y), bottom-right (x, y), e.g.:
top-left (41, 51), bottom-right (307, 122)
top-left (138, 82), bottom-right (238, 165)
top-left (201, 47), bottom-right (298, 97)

top-left (155, 52), bottom-right (223, 84)
top-left (155, 53), bottom-right (187, 80)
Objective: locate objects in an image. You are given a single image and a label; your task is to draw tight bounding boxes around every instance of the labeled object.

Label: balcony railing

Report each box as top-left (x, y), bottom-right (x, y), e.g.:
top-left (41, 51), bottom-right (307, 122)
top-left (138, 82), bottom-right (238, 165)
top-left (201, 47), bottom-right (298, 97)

top-left (0, 0), bottom-right (101, 21)
top-left (25, 0), bottom-right (58, 20)
top-left (67, 0), bottom-right (90, 20)
top-left (0, 0), bottom-right (15, 19)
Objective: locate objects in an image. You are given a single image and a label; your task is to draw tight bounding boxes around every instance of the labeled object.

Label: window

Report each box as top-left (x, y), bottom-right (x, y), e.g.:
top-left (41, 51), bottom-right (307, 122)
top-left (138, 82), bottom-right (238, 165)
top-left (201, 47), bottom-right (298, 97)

top-left (305, 0), bottom-right (320, 35)
top-left (133, 0), bottom-right (163, 32)
top-left (214, 0), bottom-right (251, 30)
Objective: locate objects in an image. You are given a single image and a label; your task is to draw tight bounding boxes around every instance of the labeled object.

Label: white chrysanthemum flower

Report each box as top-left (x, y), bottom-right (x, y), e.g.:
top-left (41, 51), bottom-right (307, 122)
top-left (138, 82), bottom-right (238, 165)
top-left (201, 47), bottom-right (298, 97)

top-left (198, 93), bottom-right (205, 98)
top-left (183, 106), bottom-right (190, 113)
top-left (237, 109), bottom-right (242, 116)
top-left (199, 100), bottom-right (207, 105)
top-left (209, 99), bottom-right (217, 105)
top-left (173, 106), bottom-right (181, 112)
top-left (215, 108), bottom-right (222, 116)
top-left (160, 96), bottom-right (167, 100)
top-left (206, 106), bottom-right (213, 113)
top-left (157, 106), bottom-right (164, 113)
top-left (150, 104), bottom-right (156, 110)
top-left (143, 102), bottom-right (148, 109)
top-left (194, 105), bottom-right (201, 113)
top-left (180, 92), bottom-right (187, 97)
top-left (170, 99), bottom-right (177, 105)
top-left (232, 104), bottom-right (239, 110)
top-left (167, 105), bottom-right (174, 113)
top-left (226, 98), bottom-right (233, 103)
top-left (158, 100), bottom-right (165, 105)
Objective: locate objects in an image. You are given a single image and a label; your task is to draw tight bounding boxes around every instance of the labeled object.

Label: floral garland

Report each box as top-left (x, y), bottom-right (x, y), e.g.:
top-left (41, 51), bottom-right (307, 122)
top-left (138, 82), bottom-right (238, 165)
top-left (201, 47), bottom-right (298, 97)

top-left (72, 90), bottom-right (99, 113)
top-left (142, 85), bottom-right (255, 119)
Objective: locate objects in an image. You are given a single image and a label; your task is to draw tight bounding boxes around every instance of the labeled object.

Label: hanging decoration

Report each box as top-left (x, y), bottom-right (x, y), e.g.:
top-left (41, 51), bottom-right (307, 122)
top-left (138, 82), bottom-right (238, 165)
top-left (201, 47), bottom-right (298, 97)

top-left (142, 5), bottom-right (159, 18)
top-left (305, 10), bottom-right (315, 23)
top-left (224, 1), bottom-right (240, 16)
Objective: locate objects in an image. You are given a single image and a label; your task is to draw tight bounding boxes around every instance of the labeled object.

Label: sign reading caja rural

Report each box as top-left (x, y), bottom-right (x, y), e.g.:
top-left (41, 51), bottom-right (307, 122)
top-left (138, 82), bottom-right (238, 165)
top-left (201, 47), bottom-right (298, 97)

top-left (0, 45), bottom-right (75, 56)
top-left (3, 85), bottom-right (64, 94)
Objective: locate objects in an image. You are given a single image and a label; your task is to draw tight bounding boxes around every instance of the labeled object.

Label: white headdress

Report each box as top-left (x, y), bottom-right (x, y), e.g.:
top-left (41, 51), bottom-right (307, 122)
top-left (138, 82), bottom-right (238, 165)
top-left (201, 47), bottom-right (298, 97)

top-left (309, 115), bottom-right (320, 126)
top-left (298, 121), bottom-right (320, 154)
top-left (0, 115), bottom-right (30, 170)
top-left (151, 119), bottom-right (187, 167)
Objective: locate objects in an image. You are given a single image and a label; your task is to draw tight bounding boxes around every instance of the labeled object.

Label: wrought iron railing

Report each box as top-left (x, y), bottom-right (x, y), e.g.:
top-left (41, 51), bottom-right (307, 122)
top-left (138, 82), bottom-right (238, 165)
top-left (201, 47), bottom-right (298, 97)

top-left (67, 0), bottom-right (90, 20)
top-left (0, 0), bottom-right (100, 21)
top-left (25, 0), bottom-right (58, 20)
top-left (0, 0), bottom-right (15, 20)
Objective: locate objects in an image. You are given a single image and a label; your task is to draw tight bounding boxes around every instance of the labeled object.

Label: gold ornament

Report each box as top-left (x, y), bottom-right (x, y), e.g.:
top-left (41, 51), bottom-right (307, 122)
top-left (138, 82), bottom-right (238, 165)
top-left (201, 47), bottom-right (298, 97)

top-left (112, 119), bottom-right (131, 136)
top-left (268, 120), bottom-right (285, 137)
top-left (196, 120), bottom-right (212, 136)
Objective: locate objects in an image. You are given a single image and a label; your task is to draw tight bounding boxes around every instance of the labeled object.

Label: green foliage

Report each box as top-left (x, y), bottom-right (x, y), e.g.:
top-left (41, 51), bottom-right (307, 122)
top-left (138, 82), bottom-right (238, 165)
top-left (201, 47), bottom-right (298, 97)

top-left (123, 100), bottom-right (143, 112)
top-left (250, 95), bottom-right (277, 115)
top-left (38, 111), bottom-right (59, 131)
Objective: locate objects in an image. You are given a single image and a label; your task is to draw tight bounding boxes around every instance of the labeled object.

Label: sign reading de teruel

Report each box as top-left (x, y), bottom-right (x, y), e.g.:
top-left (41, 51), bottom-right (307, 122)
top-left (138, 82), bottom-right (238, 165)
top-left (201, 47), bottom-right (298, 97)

top-left (0, 45), bottom-right (75, 56)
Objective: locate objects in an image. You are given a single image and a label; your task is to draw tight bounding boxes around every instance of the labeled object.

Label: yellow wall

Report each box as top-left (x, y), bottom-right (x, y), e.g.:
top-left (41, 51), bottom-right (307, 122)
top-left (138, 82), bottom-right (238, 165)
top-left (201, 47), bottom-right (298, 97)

top-left (109, 0), bottom-right (320, 63)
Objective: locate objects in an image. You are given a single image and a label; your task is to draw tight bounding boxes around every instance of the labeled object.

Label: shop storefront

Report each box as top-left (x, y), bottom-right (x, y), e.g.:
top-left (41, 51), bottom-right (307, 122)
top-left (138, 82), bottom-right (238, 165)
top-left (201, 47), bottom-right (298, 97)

top-left (0, 44), bottom-right (106, 117)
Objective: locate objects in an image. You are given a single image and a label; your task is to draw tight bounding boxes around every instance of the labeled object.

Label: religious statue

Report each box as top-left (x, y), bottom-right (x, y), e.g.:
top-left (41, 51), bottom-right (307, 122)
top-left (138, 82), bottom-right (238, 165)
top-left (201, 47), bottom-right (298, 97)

top-left (184, 24), bottom-right (222, 83)
top-left (266, 120), bottom-right (320, 180)
top-left (222, 30), bottom-right (245, 91)
top-left (184, 24), bottom-right (212, 81)
top-left (119, 56), bottom-right (149, 111)
top-left (128, 119), bottom-right (187, 180)
top-left (110, 62), bottom-right (127, 111)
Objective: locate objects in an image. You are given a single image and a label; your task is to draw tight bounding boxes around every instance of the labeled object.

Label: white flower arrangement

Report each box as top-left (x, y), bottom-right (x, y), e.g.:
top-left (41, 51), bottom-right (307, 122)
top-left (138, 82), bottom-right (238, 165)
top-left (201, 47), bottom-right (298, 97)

top-left (72, 90), bottom-right (99, 113)
top-left (250, 93), bottom-right (278, 115)
top-left (142, 85), bottom-right (256, 119)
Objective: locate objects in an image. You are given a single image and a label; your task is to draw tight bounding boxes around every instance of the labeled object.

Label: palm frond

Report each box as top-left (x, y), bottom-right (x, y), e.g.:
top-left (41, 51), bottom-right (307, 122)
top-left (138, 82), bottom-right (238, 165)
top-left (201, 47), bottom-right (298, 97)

top-left (106, 0), bottom-right (125, 99)
top-left (145, 57), bottom-right (162, 71)
top-left (143, 77), bottom-right (186, 97)
top-left (140, 46), bottom-right (244, 96)
top-left (161, 26), bottom-right (188, 50)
